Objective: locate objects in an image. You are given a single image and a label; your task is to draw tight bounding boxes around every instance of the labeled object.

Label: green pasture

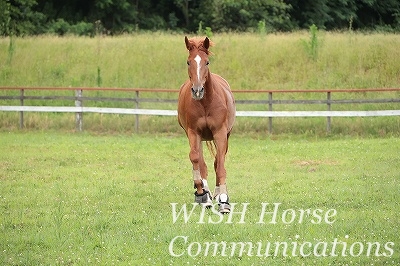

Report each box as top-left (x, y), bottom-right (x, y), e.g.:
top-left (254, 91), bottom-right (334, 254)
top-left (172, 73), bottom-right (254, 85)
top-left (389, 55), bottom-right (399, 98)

top-left (0, 132), bottom-right (399, 265)
top-left (1, 32), bottom-right (400, 89)
top-left (0, 32), bottom-right (400, 135)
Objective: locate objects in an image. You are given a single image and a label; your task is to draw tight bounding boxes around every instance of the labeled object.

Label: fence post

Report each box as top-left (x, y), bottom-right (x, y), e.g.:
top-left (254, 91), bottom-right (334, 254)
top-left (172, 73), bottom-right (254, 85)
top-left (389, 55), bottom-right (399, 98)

top-left (135, 90), bottom-right (139, 133)
top-left (327, 91), bottom-right (331, 133)
top-left (75, 89), bottom-right (83, 131)
top-left (19, 89), bottom-right (24, 129)
top-left (268, 92), bottom-right (273, 134)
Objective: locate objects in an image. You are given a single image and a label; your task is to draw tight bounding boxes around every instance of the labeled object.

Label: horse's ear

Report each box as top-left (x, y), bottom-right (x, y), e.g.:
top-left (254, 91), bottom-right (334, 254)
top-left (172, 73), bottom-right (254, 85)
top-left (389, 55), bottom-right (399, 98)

top-left (185, 36), bottom-right (192, 51)
top-left (203, 37), bottom-right (210, 50)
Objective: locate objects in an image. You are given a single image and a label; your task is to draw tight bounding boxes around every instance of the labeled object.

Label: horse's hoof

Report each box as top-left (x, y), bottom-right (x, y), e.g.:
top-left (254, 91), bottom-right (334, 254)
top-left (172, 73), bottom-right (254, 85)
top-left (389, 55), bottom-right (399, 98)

top-left (218, 193), bottom-right (230, 214)
top-left (219, 203), bottom-right (231, 214)
top-left (194, 190), bottom-right (212, 207)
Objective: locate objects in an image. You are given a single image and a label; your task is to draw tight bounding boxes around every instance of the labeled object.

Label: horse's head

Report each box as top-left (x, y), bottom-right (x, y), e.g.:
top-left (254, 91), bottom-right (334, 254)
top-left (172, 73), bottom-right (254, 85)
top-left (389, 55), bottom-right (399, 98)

top-left (185, 36), bottom-right (212, 100)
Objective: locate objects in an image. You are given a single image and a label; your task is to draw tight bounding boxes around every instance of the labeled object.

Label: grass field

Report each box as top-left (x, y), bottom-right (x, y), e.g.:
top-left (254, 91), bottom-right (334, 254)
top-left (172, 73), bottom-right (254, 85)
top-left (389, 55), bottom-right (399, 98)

top-left (1, 32), bottom-right (400, 89)
top-left (1, 132), bottom-right (399, 265)
top-left (0, 32), bottom-right (399, 264)
top-left (0, 32), bottom-right (399, 135)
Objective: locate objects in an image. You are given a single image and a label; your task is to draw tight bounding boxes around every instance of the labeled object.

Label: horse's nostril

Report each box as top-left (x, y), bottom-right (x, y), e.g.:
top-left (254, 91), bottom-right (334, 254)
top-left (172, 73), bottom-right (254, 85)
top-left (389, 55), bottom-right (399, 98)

top-left (191, 87), bottom-right (203, 93)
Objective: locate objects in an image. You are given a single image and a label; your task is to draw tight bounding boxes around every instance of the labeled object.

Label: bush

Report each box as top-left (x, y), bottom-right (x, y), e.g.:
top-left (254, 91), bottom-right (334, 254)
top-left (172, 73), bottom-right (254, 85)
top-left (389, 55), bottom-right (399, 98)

top-left (47, 20), bottom-right (95, 36)
top-left (70, 22), bottom-right (94, 36)
top-left (301, 24), bottom-right (320, 61)
top-left (48, 19), bottom-right (70, 36)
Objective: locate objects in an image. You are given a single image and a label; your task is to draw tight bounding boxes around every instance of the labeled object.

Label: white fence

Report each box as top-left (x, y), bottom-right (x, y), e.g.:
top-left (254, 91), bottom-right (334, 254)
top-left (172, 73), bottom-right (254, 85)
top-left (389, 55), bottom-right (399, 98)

top-left (1, 105), bottom-right (399, 117)
top-left (1, 87), bottom-right (399, 133)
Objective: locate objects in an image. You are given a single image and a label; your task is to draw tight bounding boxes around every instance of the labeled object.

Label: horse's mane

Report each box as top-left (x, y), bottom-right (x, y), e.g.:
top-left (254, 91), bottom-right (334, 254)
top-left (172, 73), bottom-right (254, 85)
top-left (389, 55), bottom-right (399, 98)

top-left (187, 37), bottom-right (214, 55)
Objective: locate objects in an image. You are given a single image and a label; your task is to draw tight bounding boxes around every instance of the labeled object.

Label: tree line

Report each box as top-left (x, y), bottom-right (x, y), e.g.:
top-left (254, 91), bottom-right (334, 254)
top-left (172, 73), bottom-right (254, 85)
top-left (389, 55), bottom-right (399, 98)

top-left (1, 0), bottom-right (399, 36)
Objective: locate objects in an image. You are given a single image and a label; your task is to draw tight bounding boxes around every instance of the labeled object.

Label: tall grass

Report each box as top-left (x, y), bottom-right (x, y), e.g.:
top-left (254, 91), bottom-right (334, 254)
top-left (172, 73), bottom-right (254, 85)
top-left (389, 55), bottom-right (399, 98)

top-left (0, 32), bottom-right (399, 135)
top-left (1, 32), bottom-right (399, 89)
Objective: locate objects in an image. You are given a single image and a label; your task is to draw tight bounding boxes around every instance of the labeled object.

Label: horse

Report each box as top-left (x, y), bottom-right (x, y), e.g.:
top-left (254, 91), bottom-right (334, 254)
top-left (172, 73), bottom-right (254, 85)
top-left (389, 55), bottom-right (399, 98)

top-left (177, 36), bottom-right (236, 213)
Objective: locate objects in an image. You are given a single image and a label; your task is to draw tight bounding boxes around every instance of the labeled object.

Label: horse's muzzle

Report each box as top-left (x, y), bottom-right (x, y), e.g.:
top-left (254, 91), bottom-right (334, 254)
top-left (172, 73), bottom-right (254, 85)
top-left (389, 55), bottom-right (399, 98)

top-left (191, 86), bottom-right (204, 100)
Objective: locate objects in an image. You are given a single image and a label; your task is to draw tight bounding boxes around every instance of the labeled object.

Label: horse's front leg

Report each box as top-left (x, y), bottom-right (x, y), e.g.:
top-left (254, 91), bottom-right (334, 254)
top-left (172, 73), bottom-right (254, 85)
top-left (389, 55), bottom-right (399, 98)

top-left (187, 129), bottom-right (212, 207)
top-left (213, 130), bottom-right (230, 213)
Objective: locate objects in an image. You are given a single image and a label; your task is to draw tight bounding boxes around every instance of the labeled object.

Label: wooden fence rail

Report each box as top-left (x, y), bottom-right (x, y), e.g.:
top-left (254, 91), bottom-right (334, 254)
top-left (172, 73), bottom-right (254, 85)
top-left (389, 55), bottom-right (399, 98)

top-left (0, 87), bottom-right (399, 133)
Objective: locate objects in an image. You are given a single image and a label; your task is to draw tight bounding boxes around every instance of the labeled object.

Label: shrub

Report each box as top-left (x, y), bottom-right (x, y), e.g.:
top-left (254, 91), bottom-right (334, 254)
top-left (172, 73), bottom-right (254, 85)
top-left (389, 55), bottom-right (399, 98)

top-left (301, 24), bottom-right (320, 61)
top-left (70, 22), bottom-right (94, 36)
top-left (48, 19), bottom-right (70, 36)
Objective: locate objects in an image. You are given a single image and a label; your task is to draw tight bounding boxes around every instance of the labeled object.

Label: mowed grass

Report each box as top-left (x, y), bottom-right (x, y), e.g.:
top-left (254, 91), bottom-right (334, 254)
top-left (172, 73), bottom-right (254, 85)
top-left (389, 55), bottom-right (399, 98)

top-left (1, 132), bottom-right (399, 265)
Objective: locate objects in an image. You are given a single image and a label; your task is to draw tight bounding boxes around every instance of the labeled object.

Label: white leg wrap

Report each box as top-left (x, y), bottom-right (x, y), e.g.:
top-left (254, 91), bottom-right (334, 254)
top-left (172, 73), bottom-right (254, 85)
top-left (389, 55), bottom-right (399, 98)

top-left (202, 179), bottom-right (209, 190)
top-left (213, 186), bottom-right (220, 199)
top-left (213, 184), bottom-right (228, 199)
top-left (219, 184), bottom-right (228, 194)
top-left (215, 184), bottom-right (230, 213)
top-left (192, 169), bottom-right (201, 181)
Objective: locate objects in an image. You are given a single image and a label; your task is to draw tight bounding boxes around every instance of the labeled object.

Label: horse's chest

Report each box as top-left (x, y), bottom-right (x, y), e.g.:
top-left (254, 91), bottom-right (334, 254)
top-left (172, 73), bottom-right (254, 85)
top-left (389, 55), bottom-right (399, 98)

top-left (195, 109), bottom-right (223, 136)
top-left (195, 116), bottom-right (213, 140)
top-left (186, 98), bottom-right (227, 139)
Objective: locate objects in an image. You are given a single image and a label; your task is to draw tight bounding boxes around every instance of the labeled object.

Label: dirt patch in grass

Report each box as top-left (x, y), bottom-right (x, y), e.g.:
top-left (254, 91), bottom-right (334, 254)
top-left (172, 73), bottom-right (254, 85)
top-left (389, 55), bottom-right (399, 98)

top-left (293, 160), bottom-right (341, 166)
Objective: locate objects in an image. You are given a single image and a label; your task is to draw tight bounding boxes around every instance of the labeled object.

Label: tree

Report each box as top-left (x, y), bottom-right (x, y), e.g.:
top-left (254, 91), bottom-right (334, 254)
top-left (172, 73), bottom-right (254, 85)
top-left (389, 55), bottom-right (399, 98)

top-left (174, 0), bottom-right (189, 28)
top-left (1, 0), bottom-right (46, 35)
top-left (287, 0), bottom-right (400, 30)
top-left (1, 0), bottom-right (399, 36)
top-left (0, 0), bottom-right (11, 35)
top-left (355, 0), bottom-right (400, 30)
top-left (93, 0), bottom-right (138, 32)
top-left (193, 0), bottom-right (292, 32)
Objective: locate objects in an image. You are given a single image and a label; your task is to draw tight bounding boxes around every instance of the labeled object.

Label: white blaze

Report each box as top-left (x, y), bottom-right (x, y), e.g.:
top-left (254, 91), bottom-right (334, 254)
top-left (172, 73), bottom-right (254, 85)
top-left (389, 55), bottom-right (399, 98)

top-left (194, 54), bottom-right (201, 84)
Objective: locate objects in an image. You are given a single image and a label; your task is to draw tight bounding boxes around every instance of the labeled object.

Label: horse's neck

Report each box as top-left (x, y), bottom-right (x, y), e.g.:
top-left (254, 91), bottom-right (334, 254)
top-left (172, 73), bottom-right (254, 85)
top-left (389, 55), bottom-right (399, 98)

top-left (204, 71), bottom-right (214, 99)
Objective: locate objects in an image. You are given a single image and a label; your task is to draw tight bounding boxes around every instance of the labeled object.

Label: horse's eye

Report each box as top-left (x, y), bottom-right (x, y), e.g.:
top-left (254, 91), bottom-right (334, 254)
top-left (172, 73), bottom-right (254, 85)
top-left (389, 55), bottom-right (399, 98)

top-left (187, 61), bottom-right (190, 66)
top-left (206, 61), bottom-right (210, 65)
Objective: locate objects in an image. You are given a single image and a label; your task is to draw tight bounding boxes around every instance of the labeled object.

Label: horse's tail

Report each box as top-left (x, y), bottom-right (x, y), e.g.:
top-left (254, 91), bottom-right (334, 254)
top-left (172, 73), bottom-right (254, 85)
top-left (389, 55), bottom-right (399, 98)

top-left (205, 141), bottom-right (216, 158)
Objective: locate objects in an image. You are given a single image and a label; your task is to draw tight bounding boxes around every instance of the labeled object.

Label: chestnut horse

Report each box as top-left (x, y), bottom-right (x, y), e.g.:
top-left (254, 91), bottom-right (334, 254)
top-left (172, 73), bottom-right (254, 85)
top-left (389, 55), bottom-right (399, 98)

top-left (178, 36), bottom-right (235, 213)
